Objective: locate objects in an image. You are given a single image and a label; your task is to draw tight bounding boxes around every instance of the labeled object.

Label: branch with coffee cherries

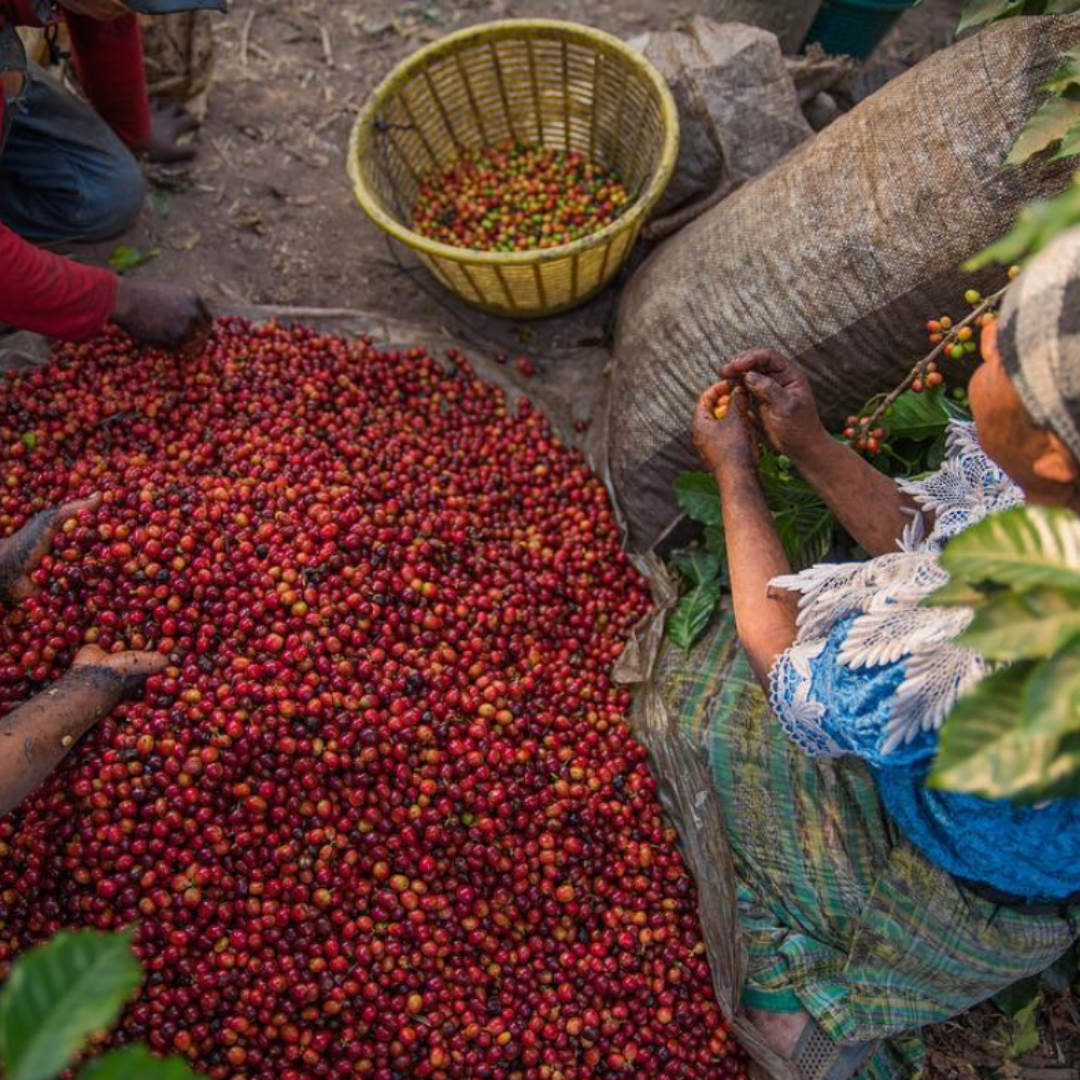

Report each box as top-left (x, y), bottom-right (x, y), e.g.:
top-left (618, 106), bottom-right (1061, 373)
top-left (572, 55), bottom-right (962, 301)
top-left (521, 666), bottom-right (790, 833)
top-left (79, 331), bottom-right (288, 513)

top-left (842, 274), bottom-right (1015, 457)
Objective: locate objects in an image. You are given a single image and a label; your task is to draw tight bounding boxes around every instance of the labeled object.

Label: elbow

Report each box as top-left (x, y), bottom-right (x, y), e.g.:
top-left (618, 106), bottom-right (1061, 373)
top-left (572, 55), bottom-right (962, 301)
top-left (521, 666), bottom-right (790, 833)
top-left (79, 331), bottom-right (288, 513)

top-left (739, 630), bottom-right (795, 693)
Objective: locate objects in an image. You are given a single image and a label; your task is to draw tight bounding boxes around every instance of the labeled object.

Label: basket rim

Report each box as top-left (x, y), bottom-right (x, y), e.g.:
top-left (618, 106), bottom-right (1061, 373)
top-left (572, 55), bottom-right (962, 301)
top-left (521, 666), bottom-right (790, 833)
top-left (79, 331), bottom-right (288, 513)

top-left (346, 18), bottom-right (680, 269)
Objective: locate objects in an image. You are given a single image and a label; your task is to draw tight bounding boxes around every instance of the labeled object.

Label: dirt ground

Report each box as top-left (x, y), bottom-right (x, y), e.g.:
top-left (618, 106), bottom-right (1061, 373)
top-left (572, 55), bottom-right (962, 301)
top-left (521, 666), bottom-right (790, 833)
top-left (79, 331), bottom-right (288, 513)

top-left (61, 0), bottom-right (1080, 1076)
top-left (85, 0), bottom-right (964, 334)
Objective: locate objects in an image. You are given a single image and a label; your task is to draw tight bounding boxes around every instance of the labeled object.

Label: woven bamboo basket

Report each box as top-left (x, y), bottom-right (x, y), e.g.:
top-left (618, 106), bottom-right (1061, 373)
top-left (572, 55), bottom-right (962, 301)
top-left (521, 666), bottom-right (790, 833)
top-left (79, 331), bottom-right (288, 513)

top-left (348, 20), bottom-right (680, 318)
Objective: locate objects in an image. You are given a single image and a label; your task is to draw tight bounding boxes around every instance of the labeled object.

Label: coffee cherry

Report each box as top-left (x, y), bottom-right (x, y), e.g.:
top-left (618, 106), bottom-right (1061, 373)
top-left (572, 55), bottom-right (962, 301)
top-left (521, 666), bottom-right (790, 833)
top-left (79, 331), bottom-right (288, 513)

top-left (412, 141), bottom-right (630, 252)
top-left (0, 321), bottom-right (749, 1080)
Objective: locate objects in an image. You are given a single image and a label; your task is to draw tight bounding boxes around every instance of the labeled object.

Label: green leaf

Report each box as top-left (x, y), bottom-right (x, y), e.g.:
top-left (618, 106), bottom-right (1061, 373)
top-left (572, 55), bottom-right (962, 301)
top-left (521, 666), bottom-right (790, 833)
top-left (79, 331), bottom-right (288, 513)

top-left (79, 1045), bottom-right (199, 1080)
top-left (923, 577), bottom-right (992, 608)
top-left (0, 929), bottom-right (142, 1080)
top-left (1005, 96), bottom-right (1080, 165)
top-left (940, 506), bottom-right (1080, 592)
top-left (941, 394), bottom-right (973, 423)
top-left (957, 0), bottom-right (1026, 32)
top-left (667, 579), bottom-right (722, 650)
top-left (966, 179), bottom-right (1080, 268)
top-left (674, 471), bottom-right (721, 527)
top-left (1045, 0), bottom-right (1080, 12)
top-left (1039, 945), bottom-right (1079, 992)
top-left (883, 387), bottom-right (951, 442)
top-left (108, 245), bottom-right (160, 273)
top-left (930, 663), bottom-right (1061, 800)
top-left (146, 186), bottom-right (171, 219)
top-left (1024, 632), bottom-right (1080, 744)
top-left (932, 654), bottom-right (1080, 802)
top-left (1008, 995), bottom-right (1043, 1058)
top-left (994, 976), bottom-right (1042, 1018)
top-left (1041, 48), bottom-right (1080, 95)
top-left (1055, 119), bottom-right (1080, 159)
top-left (670, 549), bottom-right (722, 588)
top-left (704, 523), bottom-right (725, 555)
top-left (759, 465), bottom-right (837, 570)
top-left (771, 498), bottom-right (835, 570)
top-left (959, 587), bottom-right (1080, 659)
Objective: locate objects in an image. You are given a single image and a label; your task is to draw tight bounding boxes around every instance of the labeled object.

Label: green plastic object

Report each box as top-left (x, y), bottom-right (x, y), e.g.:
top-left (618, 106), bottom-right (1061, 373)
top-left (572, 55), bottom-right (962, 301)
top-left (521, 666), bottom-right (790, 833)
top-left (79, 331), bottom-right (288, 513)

top-left (123, 0), bottom-right (226, 12)
top-left (802, 0), bottom-right (918, 60)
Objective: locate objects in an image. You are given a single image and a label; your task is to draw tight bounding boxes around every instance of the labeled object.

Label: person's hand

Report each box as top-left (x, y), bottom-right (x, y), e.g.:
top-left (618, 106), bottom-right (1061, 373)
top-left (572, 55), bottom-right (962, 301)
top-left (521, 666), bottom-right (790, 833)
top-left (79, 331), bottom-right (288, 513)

top-left (0, 495), bottom-right (101, 604)
top-left (111, 279), bottom-right (212, 352)
top-left (70, 644), bottom-right (169, 697)
top-left (692, 380), bottom-right (758, 477)
top-left (58, 0), bottom-right (130, 20)
top-left (147, 99), bottom-right (200, 164)
top-left (720, 349), bottom-right (828, 460)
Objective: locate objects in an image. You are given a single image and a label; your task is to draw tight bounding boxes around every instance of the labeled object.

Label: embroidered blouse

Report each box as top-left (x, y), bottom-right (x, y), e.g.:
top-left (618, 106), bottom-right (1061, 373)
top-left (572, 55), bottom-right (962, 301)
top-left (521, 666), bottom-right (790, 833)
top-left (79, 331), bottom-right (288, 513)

top-left (768, 422), bottom-right (1080, 902)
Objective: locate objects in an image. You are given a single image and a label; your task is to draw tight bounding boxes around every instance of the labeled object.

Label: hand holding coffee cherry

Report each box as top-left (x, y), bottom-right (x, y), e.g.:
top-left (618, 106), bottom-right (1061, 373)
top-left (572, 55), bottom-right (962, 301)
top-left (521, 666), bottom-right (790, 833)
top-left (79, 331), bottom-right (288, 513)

top-left (0, 494), bottom-right (101, 604)
top-left (692, 380), bottom-right (757, 475)
top-left (720, 348), bottom-right (827, 459)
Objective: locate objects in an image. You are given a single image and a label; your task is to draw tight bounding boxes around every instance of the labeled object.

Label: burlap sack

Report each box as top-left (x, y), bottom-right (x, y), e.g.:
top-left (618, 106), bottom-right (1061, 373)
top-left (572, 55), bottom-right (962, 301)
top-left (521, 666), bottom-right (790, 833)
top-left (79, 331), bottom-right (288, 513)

top-left (644, 19), bottom-right (813, 234)
top-left (610, 15), bottom-right (1080, 552)
top-left (696, 0), bottom-right (822, 53)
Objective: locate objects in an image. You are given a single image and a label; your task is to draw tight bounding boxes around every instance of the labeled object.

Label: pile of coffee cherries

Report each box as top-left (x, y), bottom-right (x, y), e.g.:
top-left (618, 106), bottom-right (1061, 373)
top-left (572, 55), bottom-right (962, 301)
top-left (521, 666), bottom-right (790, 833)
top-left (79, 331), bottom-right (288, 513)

top-left (411, 142), bottom-right (629, 252)
top-left (0, 322), bottom-right (746, 1080)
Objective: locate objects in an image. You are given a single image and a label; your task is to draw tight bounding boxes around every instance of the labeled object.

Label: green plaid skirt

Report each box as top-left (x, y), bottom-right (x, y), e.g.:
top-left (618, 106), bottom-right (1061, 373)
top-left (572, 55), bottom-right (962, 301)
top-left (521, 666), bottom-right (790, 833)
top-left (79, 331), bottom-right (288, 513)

top-left (662, 609), bottom-right (1080, 1079)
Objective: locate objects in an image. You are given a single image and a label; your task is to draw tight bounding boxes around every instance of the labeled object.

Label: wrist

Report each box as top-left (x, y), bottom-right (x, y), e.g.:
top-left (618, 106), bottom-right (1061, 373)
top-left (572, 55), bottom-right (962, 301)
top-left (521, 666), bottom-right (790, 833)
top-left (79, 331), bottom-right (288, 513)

top-left (786, 423), bottom-right (834, 471)
top-left (63, 664), bottom-right (124, 711)
top-left (110, 276), bottom-right (132, 323)
top-left (714, 456), bottom-right (761, 493)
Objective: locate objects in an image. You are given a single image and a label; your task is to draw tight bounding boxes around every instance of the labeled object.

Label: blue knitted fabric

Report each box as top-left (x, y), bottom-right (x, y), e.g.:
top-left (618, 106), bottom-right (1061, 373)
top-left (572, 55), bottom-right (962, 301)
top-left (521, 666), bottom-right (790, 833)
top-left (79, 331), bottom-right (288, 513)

top-left (770, 615), bottom-right (1080, 903)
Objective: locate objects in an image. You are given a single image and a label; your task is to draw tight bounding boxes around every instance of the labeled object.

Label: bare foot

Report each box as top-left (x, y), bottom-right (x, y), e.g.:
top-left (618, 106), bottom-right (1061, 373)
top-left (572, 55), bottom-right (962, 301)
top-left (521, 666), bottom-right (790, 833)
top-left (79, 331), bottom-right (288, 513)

top-left (748, 1006), bottom-right (811, 1059)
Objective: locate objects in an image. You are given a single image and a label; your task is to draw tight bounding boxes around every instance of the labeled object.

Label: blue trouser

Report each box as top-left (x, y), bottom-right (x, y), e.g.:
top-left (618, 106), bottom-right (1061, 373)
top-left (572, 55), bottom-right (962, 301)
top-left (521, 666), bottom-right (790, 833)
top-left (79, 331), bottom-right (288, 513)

top-left (0, 64), bottom-right (145, 245)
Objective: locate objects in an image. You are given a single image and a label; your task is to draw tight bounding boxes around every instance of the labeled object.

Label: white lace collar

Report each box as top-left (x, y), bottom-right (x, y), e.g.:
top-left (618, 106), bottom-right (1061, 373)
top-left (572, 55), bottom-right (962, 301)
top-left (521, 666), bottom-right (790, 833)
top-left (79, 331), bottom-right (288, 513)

top-left (770, 422), bottom-right (1024, 756)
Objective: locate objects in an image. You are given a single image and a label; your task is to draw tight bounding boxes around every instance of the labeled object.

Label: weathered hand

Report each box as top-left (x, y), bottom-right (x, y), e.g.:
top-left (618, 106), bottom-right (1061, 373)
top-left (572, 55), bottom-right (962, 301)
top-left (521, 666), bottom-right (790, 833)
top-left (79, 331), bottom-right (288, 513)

top-left (112, 279), bottom-right (212, 352)
top-left (691, 380), bottom-right (758, 477)
top-left (720, 348), bottom-right (827, 460)
top-left (71, 645), bottom-right (169, 697)
top-left (147, 99), bottom-right (200, 164)
top-left (0, 495), bottom-right (101, 604)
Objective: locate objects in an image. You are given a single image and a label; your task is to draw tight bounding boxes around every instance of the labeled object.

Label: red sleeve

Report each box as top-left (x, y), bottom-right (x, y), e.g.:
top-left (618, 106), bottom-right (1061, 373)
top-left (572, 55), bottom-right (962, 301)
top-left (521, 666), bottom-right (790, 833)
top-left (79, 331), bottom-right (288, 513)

top-left (65, 11), bottom-right (151, 151)
top-left (0, 98), bottom-right (117, 341)
top-left (7, 0), bottom-right (48, 27)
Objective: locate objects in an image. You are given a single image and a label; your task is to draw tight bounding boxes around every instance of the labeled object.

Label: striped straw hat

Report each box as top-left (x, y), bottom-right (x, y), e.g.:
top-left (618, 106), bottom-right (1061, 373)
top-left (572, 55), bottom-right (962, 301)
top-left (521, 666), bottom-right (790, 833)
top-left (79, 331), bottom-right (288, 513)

top-left (997, 227), bottom-right (1080, 463)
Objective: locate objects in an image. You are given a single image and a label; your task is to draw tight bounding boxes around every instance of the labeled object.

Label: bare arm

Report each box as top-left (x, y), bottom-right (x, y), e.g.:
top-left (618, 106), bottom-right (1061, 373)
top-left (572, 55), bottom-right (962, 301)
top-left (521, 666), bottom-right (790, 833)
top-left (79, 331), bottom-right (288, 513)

top-left (788, 429), bottom-right (923, 557)
top-left (0, 496), bottom-right (100, 604)
top-left (0, 648), bottom-right (165, 818)
top-left (692, 384), bottom-right (797, 687)
top-left (722, 350), bottom-right (927, 556)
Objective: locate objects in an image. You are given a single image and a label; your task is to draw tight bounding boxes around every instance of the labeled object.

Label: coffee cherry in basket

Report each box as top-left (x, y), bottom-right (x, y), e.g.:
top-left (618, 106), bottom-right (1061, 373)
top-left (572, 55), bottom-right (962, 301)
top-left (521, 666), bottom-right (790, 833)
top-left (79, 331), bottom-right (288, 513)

top-left (412, 139), bottom-right (630, 253)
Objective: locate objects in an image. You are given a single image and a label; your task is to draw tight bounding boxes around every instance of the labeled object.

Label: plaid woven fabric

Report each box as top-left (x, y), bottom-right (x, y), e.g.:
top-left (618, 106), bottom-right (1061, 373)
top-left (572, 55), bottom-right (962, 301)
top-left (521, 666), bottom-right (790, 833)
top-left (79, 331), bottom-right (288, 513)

top-left (998, 226), bottom-right (1080, 465)
top-left (657, 606), bottom-right (1080, 1079)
